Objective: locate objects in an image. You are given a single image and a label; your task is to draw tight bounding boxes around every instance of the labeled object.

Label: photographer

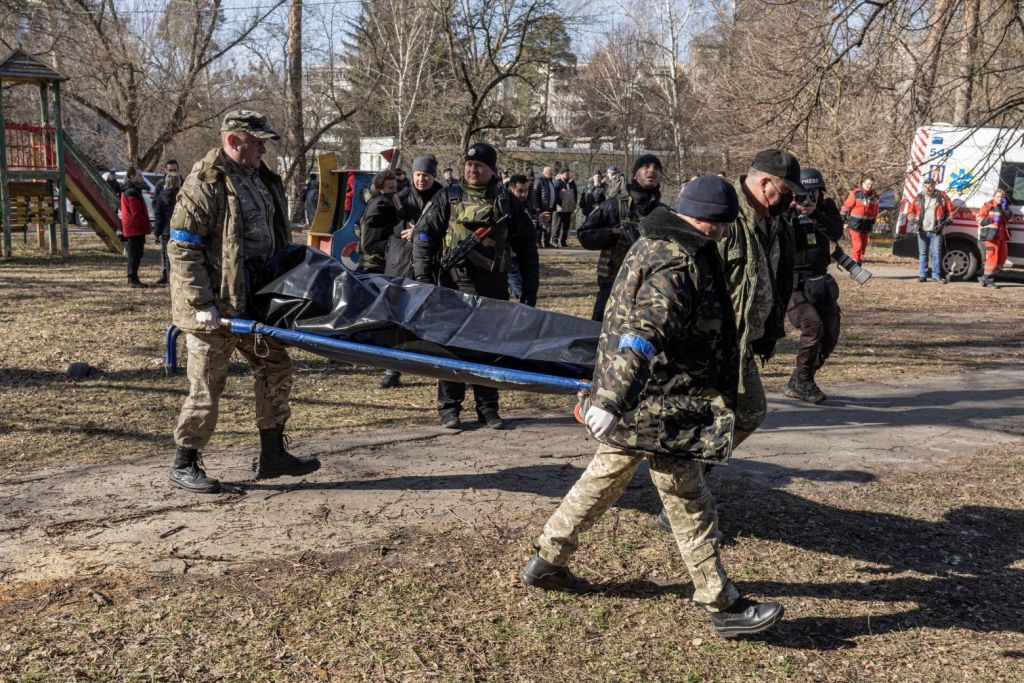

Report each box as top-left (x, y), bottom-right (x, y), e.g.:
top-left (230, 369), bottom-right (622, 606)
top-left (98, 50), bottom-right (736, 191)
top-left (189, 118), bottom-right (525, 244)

top-left (785, 168), bottom-right (844, 403)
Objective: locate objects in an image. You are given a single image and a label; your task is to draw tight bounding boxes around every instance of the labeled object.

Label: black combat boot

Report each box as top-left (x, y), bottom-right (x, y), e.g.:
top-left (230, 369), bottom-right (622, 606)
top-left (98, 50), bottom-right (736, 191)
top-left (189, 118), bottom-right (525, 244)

top-left (168, 446), bottom-right (221, 493)
top-left (704, 597), bottom-right (784, 638)
top-left (784, 376), bottom-right (826, 404)
top-left (477, 410), bottom-right (505, 430)
top-left (254, 427), bottom-right (321, 480)
top-left (521, 554), bottom-right (592, 593)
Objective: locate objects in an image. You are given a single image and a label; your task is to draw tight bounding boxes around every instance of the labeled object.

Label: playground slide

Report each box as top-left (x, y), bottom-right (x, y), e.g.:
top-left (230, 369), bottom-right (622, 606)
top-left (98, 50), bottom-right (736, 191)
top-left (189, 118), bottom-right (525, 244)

top-left (62, 133), bottom-right (123, 254)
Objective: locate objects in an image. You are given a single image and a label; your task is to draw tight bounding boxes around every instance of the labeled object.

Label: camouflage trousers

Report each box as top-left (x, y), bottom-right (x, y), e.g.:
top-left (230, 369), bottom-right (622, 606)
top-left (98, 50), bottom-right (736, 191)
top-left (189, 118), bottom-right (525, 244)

top-left (536, 443), bottom-right (739, 611)
top-left (733, 351), bottom-right (767, 449)
top-left (174, 328), bottom-right (293, 450)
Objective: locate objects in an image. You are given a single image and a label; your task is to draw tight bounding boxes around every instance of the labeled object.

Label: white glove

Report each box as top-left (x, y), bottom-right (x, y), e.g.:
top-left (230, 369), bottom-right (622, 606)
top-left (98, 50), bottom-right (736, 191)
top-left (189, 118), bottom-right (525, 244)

top-left (585, 405), bottom-right (617, 439)
top-left (194, 306), bottom-right (221, 330)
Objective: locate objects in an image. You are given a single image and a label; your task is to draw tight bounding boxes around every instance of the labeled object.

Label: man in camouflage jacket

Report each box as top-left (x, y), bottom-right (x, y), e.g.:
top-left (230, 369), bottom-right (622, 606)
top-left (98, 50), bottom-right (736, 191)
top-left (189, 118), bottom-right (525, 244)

top-left (522, 176), bottom-right (785, 638)
top-left (167, 110), bottom-right (320, 493)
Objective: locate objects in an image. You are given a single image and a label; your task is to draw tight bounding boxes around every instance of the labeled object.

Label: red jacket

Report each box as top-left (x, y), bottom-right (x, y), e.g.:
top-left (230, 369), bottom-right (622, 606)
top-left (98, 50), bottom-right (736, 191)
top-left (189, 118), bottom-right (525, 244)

top-left (119, 184), bottom-right (151, 237)
top-left (841, 188), bottom-right (880, 231)
top-left (906, 190), bottom-right (954, 231)
top-left (977, 199), bottom-right (1010, 242)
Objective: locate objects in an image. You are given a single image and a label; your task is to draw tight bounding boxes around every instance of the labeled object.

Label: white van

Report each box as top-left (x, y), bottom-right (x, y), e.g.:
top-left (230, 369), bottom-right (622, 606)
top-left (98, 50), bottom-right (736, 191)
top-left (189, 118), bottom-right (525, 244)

top-left (892, 124), bottom-right (1024, 280)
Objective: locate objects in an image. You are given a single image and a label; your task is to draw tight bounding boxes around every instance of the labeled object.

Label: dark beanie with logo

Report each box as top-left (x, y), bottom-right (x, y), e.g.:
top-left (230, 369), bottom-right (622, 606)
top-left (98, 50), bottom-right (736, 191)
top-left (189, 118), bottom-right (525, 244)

top-left (675, 175), bottom-right (740, 223)
top-left (465, 142), bottom-right (497, 173)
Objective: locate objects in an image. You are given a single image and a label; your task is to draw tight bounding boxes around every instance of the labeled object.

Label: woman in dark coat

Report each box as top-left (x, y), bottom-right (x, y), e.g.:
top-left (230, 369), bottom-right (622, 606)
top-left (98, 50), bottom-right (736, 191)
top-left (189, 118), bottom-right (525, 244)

top-left (379, 154), bottom-right (443, 389)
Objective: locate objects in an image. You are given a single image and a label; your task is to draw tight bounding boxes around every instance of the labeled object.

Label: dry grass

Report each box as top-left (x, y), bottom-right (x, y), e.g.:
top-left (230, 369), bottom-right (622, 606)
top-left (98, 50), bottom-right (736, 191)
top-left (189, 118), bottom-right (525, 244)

top-left (3, 231), bottom-right (1024, 681)
top-left (2, 449), bottom-right (1022, 681)
top-left (2, 233), bottom-right (1021, 472)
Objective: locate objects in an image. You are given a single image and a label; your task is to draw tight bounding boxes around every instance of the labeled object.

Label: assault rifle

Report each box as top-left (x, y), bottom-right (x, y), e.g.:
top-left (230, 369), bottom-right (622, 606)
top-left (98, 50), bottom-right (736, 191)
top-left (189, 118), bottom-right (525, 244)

top-left (439, 214), bottom-right (509, 273)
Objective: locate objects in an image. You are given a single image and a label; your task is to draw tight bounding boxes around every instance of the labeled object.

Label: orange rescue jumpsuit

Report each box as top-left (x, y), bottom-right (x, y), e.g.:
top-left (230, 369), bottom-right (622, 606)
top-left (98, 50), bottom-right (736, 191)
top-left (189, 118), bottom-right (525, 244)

top-left (976, 199), bottom-right (1010, 279)
top-left (841, 188), bottom-right (880, 264)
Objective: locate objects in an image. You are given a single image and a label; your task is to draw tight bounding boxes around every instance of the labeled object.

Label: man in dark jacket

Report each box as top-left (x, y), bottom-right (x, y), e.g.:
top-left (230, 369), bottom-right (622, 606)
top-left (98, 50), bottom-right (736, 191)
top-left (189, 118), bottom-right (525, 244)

top-left (577, 154), bottom-right (663, 321)
top-left (104, 171), bottom-right (121, 199)
top-left (151, 173), bottom-right (180, 286)
top-left (153, 160), bottom-right (182, 193)
top-left (412, 142), bottom-right (539, 430)
top-left (302, 172), bottom-right (319, 225)
top-left (359, 169), bottom-right (402, 274)
top-left (785, 167), bottom-right (844, 403)
top-left (580, 168), bottom-right (607, 217)
top-left (379, 154), bottom-right (443, 389)
top-left (395, 168), bottom-right (410, 193)
top-left (522, 176), bottom-right (784, 638)
top-left (530, 166), bottom-right (556, 247)
top-left (551, 167), bottom-right (578, 247)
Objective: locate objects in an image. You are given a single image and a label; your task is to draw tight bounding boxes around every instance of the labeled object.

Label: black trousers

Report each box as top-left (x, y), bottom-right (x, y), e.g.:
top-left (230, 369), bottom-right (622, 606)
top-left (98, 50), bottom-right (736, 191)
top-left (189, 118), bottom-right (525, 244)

top-left (159, 234), bottom-right (170, 281)
top-left (786, 290), bottom-right (841, 382)
top-left (552, 212), bottom-right (572, 245)
top-left (125, 235), bottom-right (146, 281)
top-left (591, 282), bottom-right (613, 322)
top-left (536, 219), bottom-right (551, 247)
top-left (437, 280), bottom-right (507, 418)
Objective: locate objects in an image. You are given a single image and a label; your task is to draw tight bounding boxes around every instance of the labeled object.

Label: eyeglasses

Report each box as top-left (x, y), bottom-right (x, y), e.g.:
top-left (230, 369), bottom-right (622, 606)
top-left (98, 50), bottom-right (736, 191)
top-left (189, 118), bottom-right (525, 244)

top-left (768, 178), bottom-right (793, 201)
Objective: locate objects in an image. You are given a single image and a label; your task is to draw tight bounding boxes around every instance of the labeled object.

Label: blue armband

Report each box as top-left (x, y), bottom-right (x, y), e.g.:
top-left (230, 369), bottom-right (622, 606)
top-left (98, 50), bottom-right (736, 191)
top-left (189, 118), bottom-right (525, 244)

top-left (170, 229), bottom-right (204, 246)
top-left (417, 233), bottom-right (430, 241)
top-left (618, 334), bottom-right (656, 361)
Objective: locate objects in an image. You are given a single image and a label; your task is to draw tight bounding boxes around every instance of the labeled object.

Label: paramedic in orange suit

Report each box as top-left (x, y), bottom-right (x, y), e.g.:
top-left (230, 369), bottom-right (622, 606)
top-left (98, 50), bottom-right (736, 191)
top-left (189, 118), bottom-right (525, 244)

top-left (840, 176), bottom-right (880, 264)
top-left (976, 189), bottom-right (1010, 288)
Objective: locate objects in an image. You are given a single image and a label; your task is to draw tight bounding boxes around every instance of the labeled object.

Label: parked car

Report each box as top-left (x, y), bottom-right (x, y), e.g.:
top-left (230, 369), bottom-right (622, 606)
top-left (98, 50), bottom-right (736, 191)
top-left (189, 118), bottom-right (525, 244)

top-left (114, 170), bottom-right (163, 224)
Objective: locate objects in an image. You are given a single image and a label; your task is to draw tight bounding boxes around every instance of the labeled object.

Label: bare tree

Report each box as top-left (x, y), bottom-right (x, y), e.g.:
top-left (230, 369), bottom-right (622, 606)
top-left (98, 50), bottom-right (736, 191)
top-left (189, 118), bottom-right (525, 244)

top-left (349, 0), bottom-right (443, 166)
top-left (436, 0), bottom-right (573, 152)
top-left (30, 0), bottom-right (285, 168)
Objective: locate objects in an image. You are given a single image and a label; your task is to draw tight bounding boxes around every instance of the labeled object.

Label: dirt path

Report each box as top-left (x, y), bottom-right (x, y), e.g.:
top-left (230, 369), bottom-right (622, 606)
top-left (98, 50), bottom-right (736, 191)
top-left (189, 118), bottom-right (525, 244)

top-left (3, 365), bottom-right (1024, 586)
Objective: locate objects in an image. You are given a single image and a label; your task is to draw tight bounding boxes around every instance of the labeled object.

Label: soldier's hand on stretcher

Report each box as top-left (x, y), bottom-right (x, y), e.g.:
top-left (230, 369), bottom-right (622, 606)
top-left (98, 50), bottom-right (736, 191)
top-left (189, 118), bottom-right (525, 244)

top-left (194, 306), bottom-right (221, 330)
top-left (585, 405), bottom-right (617, 439)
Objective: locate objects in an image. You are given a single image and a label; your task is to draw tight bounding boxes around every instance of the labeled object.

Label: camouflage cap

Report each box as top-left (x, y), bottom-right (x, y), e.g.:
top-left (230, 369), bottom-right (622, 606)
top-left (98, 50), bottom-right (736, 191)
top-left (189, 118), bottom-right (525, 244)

top-left (220, 110), bottom-right (280, 141)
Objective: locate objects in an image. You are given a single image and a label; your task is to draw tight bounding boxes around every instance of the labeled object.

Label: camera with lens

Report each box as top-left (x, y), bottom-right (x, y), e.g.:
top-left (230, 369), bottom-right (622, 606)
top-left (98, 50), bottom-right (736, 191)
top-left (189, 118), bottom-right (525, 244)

top-left (832, 245), bottom-right (872, 285)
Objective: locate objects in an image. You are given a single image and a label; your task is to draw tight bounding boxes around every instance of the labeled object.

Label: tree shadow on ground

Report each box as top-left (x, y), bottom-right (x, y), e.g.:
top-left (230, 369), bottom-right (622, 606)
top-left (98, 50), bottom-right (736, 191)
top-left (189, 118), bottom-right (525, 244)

top-left (708, 462), bottom-right (1024, 649)
top-left (764, 385), bottom-right (1024, 433)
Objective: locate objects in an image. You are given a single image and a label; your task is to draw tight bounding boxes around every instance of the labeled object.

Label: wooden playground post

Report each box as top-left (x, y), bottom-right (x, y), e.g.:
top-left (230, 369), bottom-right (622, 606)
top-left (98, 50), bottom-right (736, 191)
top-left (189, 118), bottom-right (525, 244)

top-left (0, 81), bottom-right (10, 258)
top-left (51, 80), bottom-right (68, 256)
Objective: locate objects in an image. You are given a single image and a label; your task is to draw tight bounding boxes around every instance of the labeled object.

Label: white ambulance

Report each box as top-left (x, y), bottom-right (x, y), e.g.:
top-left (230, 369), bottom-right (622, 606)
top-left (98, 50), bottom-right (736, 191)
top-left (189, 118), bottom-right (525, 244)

top-left (892, 124), bottom-right (1024, 279)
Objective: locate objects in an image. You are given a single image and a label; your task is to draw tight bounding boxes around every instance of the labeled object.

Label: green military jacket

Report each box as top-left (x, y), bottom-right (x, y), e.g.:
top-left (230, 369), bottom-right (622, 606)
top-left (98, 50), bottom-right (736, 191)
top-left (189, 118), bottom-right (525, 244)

top-left (167, 148), bottom-right (291, 332)
top-left (589, 206), bottom-right (739, 461)
top-left (718, 177), bottom-right (774, 355)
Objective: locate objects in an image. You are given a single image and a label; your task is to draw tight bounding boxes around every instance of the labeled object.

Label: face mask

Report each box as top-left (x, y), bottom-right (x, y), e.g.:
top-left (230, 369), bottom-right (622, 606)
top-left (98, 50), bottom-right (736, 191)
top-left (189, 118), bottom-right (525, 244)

top-left (768, 193), bottom-right (790, 217)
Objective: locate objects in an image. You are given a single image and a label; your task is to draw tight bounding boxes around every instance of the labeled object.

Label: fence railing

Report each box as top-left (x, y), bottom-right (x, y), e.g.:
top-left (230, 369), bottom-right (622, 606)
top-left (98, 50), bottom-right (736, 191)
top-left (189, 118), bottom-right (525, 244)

top-left (5, 123), bottom-right (57, 171)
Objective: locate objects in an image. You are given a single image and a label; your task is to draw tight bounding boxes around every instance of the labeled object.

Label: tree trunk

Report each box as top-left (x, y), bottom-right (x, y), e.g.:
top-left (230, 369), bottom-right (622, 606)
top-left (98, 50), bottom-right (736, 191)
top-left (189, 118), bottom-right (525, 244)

top-left (125, 125), bottom-right (139, 168)
top-left (286, 0), bottom-right (306, 224)
top-left (954, 0), bottom-right (980, 125)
